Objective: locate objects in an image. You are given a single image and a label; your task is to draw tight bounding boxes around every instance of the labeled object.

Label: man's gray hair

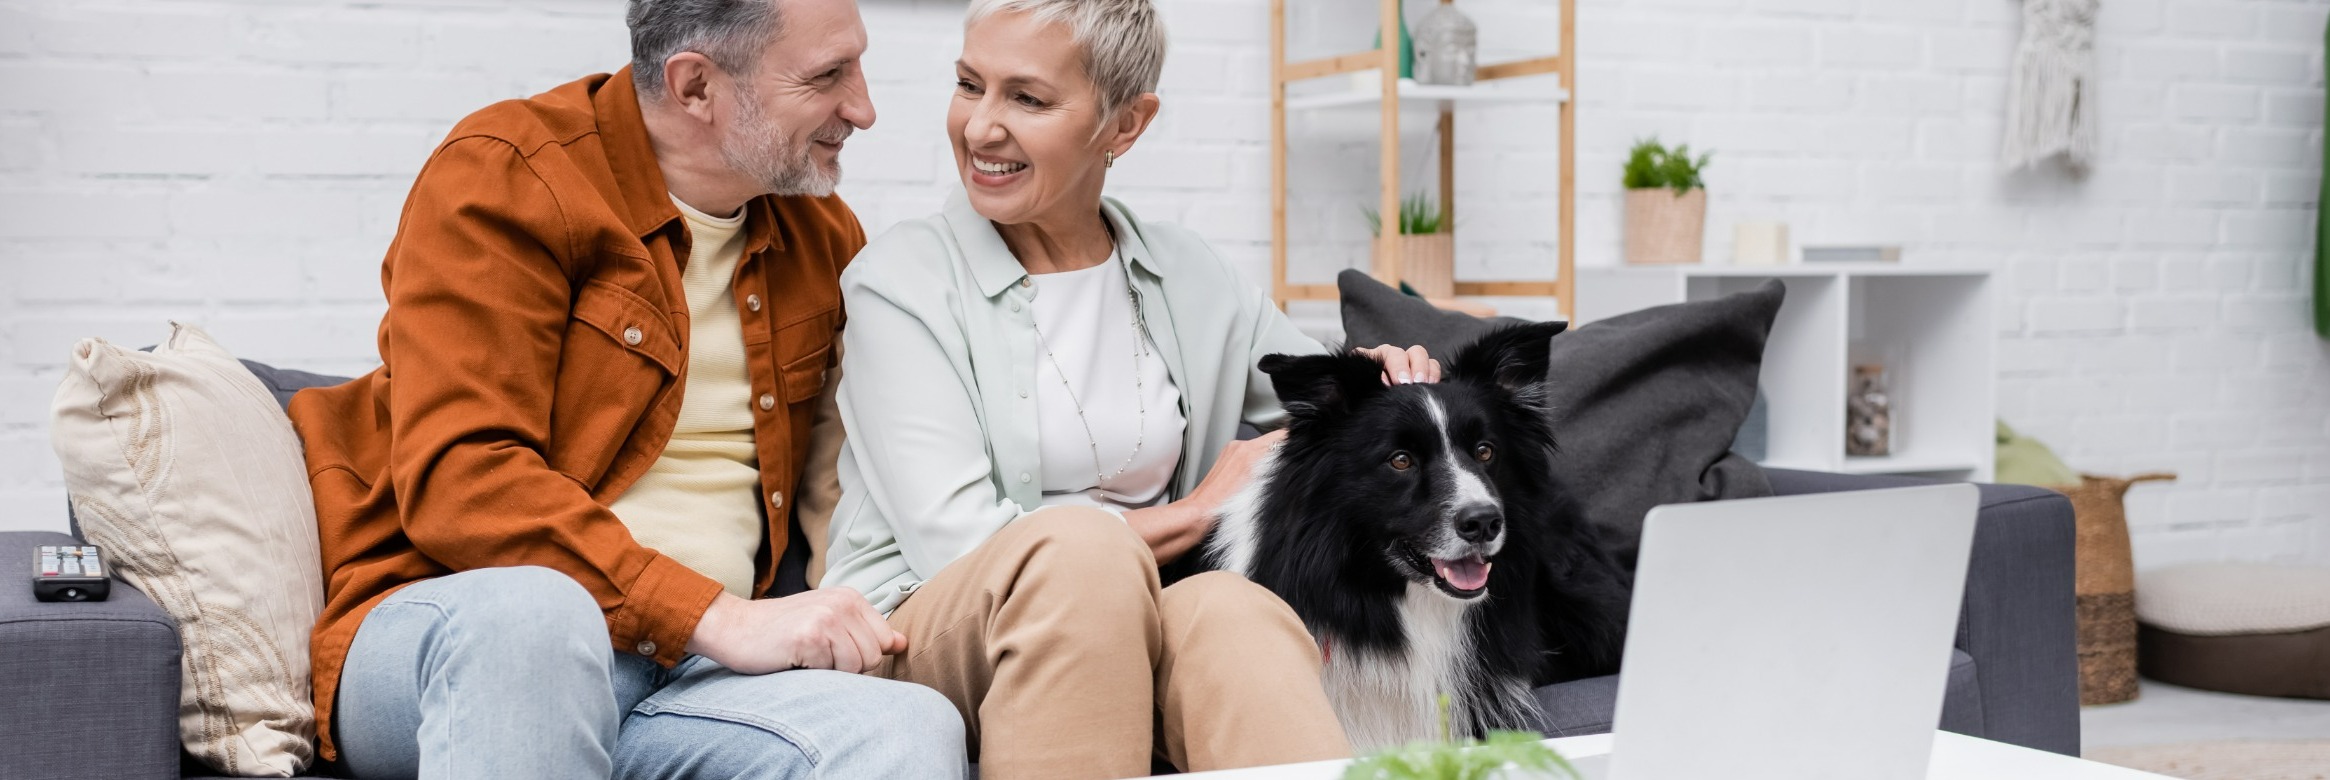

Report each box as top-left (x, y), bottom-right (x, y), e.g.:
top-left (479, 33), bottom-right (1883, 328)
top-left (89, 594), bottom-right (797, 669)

top-left (965, 0), bottom-right (1167, 119)
top-left (628, 0), bottom-right (784, 100)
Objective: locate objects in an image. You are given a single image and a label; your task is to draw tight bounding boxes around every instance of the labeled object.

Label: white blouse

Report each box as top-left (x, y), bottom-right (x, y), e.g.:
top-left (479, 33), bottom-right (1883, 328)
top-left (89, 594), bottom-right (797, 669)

top-left (1027, 250), bottom-right (1186, 512)
top-left (825, 187), bottom-right (1329, 614)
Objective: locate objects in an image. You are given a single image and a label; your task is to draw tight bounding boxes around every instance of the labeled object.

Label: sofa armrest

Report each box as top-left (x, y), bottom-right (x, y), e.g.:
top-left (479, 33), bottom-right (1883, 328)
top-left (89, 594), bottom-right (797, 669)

top-left (0, 530), bottom-right (183, 780)
top-left (1760, 468), bottom-right (2080, 757)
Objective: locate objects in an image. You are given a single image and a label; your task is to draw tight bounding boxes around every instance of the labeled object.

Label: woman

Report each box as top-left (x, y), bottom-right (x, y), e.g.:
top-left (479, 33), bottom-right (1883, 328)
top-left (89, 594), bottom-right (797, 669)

top-left (821, 0), bottom-right (1438, 775)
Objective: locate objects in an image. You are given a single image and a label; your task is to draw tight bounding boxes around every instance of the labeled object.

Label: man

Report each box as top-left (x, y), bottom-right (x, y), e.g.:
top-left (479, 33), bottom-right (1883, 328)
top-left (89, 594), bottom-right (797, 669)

top-left (287, 0), bottom-right (966, 776)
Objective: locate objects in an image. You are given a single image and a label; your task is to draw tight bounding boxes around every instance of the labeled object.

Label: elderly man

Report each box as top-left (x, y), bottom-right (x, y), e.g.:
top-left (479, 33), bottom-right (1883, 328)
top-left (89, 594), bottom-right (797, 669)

top-left (286, 0), bottom-right (966, 777)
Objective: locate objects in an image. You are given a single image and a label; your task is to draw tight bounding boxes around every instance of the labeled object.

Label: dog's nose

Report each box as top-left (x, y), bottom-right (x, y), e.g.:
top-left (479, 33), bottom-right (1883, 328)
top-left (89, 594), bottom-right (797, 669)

top-left (1454, 506), bottom-right (1503, 544)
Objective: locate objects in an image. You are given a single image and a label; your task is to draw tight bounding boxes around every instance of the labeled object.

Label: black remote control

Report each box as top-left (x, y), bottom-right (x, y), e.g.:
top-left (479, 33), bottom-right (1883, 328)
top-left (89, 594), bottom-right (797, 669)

top-left (35, 545), bottom-right (111, 602)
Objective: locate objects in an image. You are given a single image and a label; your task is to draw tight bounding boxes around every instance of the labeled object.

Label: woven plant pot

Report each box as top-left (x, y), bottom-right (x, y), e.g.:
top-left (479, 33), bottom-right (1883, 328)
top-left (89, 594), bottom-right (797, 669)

top-left (2056, 471), bottom-right (2176, 705)
top-left (1624, 187), bottom-right (1707, 265)
top-left (1375, 232), bottom-right (1455, 298)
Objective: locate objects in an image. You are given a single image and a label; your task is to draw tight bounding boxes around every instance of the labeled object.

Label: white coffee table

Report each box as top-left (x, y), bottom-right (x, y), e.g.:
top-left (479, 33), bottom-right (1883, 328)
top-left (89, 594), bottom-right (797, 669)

top-left (1180, 731), bottom-right (2173, 779)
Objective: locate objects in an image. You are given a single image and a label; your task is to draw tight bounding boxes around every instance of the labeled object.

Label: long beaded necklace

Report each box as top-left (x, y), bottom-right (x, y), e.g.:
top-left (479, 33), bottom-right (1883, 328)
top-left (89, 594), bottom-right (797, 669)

top-left (1028, 250), bottom-right (1151, 488)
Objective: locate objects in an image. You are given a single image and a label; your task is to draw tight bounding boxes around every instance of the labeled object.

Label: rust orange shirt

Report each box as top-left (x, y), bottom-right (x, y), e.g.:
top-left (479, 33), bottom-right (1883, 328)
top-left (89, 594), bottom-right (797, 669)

top-left (287, 67), bottom-right (860, 761)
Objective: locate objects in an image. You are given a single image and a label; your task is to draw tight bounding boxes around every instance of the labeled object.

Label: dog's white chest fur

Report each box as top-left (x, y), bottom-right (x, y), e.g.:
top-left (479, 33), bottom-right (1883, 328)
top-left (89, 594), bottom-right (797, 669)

top-left (1320, 583), bottom-right (1480, 750)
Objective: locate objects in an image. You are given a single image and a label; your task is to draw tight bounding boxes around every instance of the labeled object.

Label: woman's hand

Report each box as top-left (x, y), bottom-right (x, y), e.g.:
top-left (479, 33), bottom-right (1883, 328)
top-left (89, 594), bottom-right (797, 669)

top-left (1356, 344), bottom-right (1442, 385)
top-left (1125, 429), bottom-right (1287, 564)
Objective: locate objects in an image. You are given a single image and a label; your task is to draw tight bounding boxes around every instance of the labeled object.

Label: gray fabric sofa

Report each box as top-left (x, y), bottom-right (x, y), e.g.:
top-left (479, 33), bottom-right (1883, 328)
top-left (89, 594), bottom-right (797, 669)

top-left (2, 365), bottom-right (2078, 779)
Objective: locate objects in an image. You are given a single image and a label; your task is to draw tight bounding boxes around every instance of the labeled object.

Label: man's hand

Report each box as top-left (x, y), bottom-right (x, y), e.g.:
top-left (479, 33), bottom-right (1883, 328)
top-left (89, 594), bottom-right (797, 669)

top-left (685, 588), bottom-right (907, 674)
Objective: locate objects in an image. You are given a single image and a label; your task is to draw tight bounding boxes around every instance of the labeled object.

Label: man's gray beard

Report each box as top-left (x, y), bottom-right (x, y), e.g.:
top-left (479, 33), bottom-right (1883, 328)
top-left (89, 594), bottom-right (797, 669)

top-left (720, 86), bottom-right (844, 197)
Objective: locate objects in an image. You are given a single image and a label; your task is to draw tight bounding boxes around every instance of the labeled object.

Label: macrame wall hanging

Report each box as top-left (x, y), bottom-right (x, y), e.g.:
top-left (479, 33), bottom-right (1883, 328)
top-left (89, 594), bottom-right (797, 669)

top-left (2002, 0), bottom-right (2100, 171)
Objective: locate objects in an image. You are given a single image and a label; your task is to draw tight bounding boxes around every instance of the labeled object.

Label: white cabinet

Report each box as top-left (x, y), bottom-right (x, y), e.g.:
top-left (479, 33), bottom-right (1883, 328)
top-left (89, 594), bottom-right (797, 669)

top-left (1578, 264), bottom-right (1996, 482)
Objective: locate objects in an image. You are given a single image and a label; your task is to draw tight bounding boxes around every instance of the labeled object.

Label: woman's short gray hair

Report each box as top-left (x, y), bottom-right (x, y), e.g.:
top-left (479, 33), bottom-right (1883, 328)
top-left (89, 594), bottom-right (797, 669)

top-left (965, 0), bottom-right (1167, 119)
top-left (628, 0), bottom-right (783, 100)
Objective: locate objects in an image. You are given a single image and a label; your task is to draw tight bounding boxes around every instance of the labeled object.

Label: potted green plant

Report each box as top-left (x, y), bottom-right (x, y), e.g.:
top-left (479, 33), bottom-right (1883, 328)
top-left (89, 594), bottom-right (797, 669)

top-left (1343, 696), bottom-right (1582, 780)
top-left (1364, 191), bottom-right (1454, 298)
top-left (1622, 138), bottom-right (1712, 265)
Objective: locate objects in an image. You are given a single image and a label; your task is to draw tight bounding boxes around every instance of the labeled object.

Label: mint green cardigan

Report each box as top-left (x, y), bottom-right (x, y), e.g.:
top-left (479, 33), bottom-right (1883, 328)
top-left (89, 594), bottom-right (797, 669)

top-left (822, 188), bottom-right (1324, 613)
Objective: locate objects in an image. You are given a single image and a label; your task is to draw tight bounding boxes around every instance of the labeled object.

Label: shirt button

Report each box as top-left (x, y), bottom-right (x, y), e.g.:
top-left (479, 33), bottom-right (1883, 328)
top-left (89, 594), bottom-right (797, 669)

top-left (623, 326), bottom-right (643, 346)
top-left (1019, 278), bottom-right (1032, 288)
top-left (1010, 301), bottom-right (1022, 312)
top-left (769, 491), bottom-right (784, 509)
top-left (746, 294), bottom-right (762, 312)
top-left (636, 640), bottom-right (657, 656)
top-left (1019, 472), bottom-right (1032, 484)
top-left (758, 394), bottom-right (776, 411)
top-left (1018, 387), bottom-right (1028, 398)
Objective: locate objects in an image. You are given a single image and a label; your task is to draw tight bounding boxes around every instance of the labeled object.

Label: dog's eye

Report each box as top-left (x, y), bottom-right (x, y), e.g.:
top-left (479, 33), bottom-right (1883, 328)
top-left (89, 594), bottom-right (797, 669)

top-left (1388, 452), bottom-right (1414, 471)
top-left (1474, 443), bottom-right (1494, 463)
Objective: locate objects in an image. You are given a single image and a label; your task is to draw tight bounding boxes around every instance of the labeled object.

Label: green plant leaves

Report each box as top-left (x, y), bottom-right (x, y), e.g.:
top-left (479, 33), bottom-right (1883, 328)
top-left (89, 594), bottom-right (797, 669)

top-left (1363, 191), bottom-right (1447, 236)
top-left (1623, 137), bottom-right (1712, 193)
top-left (1340, 695), bottom-right (1582, 780)
top-left (1341, 731), bottom-right (1583, 780)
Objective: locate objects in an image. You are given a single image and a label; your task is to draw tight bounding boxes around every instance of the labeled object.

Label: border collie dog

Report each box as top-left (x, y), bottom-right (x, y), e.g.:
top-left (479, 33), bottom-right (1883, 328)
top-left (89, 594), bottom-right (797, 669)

top-left (1203, 322), bottom-right (1630, 751)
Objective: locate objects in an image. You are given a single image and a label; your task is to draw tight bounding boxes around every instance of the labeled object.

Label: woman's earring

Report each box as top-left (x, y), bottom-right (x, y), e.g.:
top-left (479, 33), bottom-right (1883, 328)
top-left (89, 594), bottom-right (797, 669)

top-left (1104, 150), bottom-right (1115, 169)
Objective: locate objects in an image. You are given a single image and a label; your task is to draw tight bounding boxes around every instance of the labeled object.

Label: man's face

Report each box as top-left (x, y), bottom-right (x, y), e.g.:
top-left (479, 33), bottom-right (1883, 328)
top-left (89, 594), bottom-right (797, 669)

top-left (720, 0), bottom-right (876, 197)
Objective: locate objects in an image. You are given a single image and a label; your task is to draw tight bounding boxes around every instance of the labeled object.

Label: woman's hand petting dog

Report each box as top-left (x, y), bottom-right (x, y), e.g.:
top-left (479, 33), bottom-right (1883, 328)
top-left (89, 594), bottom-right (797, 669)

top-left (686, 588), bottom-right (907, 674)
top-left (1123, 346), bottom-right (1431, 565)
top-left (1355, 344), bottom-right (1442, 386)
top-left (1127, 429), bottom-right (1286, 564)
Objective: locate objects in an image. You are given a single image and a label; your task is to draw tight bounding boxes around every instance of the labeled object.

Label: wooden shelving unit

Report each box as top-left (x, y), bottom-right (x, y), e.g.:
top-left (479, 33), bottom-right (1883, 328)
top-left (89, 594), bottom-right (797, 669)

top-left (1269, 0), bottom-right (1577, 316)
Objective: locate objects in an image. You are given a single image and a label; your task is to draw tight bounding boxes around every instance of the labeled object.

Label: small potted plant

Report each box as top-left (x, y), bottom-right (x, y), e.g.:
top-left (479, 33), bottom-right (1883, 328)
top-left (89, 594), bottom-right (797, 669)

top-left (1343, 696), bottom-right (1582, 780)
top-left (1622, 138), bottom-right (1712, 265)
top-left (1365, 191), bottom-right (1454, 298)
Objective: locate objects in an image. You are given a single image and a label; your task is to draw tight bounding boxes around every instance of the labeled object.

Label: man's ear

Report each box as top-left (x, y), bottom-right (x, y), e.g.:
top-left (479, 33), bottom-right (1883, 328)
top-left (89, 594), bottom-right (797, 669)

top-left (1261, 351), bottom-right (1386, 420)
top-left (1450, 321), bottom-right (1567, 395)
top-left (662, 52), bottom-right (722, 122)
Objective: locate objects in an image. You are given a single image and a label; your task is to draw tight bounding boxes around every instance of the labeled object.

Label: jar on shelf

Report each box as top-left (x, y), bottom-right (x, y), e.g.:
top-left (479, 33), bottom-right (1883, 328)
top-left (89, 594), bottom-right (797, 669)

top-left (1847, 363), bottom-right (1892, 457)
top-left (1412, 2), bottom-right (1478, 87)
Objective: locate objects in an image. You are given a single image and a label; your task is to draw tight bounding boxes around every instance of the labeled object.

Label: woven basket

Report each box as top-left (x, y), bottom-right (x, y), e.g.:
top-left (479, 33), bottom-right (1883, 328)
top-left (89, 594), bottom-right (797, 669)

top-left (1375, 233), bottom-right (1455, 298)
top-left (2058, 471), bottom-right (2176, 705)
top-left (1624, 188), bottom-right (1707, 265)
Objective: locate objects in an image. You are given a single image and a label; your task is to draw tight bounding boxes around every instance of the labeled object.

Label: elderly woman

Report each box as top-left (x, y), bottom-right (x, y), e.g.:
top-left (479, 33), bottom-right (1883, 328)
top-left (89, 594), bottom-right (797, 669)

top-left (821, 0), bottom-right (1437, 775)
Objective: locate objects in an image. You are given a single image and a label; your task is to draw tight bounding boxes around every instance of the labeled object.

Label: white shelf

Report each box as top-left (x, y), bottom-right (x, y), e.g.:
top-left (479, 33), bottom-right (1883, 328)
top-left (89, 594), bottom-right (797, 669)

top-left (1286, 78), bottom-right (1570, 112)
top-left (1577, 265), bottom-right (1996, 481)
top-left (1836, 452), bottom-right (1988, 475)
top-left (1755, 457), bottom-right (1833, 473)
top-left (1585, 262), bottom-right (1992, 278)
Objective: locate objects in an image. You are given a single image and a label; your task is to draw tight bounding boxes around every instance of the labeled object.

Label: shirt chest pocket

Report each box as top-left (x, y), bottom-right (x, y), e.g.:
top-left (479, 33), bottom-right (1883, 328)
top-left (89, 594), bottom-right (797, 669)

top-left (769, 308), bottom-right (838, 406)
top-left (572, 279), bottom-right (682, 370)
top-left (549, 279), bottom-right (682, 483)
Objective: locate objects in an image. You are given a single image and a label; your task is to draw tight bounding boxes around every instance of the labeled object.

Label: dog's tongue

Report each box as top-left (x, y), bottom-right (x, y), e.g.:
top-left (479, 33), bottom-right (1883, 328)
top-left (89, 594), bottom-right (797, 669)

top-left (1434, 555), bottom-right (1492, 591)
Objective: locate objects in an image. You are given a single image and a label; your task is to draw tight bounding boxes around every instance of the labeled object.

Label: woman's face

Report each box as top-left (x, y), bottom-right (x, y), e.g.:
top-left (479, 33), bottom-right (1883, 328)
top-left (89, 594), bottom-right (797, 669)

top-left (949, 11), bottom-right (1154, 226)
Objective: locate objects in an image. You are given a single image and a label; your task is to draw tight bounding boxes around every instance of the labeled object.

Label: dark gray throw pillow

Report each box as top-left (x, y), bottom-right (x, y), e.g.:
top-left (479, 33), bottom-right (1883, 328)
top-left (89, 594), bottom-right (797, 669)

top-left (1338, 271), bottom-right (1531, 356)
top-left (1335, 270), bottom-right (1783, 571)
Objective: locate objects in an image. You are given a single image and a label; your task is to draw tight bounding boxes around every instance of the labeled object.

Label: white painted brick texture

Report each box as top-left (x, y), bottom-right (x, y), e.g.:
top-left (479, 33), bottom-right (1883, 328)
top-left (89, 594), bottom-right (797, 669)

top-left (2, 0), bottom-right (2326, 571)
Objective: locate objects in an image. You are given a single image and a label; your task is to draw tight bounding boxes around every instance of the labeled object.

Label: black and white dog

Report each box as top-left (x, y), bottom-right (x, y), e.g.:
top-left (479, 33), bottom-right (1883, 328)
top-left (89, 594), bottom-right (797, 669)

top-left (1201, 322), bottom-right (1630, 750)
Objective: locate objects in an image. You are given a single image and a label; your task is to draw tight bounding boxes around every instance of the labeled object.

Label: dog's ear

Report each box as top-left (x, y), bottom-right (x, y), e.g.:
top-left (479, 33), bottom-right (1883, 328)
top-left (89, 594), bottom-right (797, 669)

top-left (1261, 351), bottom-right (1385, 419)
top-left (1450, 321), bottom-right (1567, 395)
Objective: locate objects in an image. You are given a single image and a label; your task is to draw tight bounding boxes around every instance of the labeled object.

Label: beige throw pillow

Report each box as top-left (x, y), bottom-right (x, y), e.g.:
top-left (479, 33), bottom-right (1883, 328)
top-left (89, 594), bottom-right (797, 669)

top-left (50, 322), bottom-right (323, 777)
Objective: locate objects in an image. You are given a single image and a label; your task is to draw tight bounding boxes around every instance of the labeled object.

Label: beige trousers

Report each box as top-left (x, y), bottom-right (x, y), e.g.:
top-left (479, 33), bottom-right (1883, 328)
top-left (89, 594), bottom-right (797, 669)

top-left (872, 507), bottom-right (1351, 778)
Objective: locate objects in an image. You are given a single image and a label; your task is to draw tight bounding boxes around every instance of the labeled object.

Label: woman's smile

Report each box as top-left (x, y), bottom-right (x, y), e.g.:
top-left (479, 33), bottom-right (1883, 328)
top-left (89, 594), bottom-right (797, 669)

top-left (967, 152), bottom-right (1031, 188)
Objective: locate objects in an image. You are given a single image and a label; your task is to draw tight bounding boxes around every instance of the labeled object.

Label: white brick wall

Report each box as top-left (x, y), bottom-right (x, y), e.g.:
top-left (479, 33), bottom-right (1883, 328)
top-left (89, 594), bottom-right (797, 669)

top-left (3, 0), bottom-right (2326, 573)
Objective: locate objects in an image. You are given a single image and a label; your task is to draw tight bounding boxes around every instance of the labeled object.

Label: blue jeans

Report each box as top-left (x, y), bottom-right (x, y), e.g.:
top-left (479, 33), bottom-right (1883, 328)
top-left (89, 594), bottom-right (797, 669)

top-left (334, 566), bottom-right (968, 779)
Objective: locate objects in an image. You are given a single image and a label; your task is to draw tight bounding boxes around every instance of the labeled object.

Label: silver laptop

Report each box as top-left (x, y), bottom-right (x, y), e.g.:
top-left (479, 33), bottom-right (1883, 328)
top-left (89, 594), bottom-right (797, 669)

top-left (1572, 484), bottom-right (1979, 780)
